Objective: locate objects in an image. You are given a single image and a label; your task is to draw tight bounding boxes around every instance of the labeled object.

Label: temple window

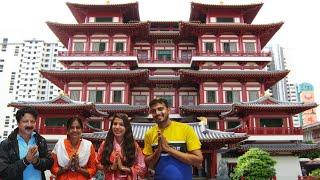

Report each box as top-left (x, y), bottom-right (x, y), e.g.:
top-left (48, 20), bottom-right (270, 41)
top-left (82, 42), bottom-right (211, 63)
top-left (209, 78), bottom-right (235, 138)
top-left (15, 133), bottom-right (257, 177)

top-left (206, 91), bottom-right (217, 103)
top-left (260, 118), bottom-right (283, 127)
top-left (113, 90), bottom-right (122, 103)
top-left (223, 42), bottom-right (237, 53)
top-left (137, 50), bottom-right (148, 60)
top-left (70, 90), bottom-right (81, 101)
top-left (244, 42), bottom-right (256, 53)
top-left (225, 90), bottom-right (241, 103)
top-left (115, 42), bottom-right (124, 52)
top-left (227, 121), bottom-right (240, 129)
top-left (181, 50), bottom-right (192, 60)
top-left (88, 90), bottom-right (103, 103)
top-left (133, 95), bottom-right (148, 105)
top-left (208, 121), bottom-right (217, 130)
top-left (92, 42), bottom-right (106, 52)
top-left (157, 50), bottom-right (172, 60)
top-left (204, 42), bottom-right (214, 52)
top-left (216, 17), bottom-right (234, 23)
top-left (45, 117), bottom-right (67, 127)
top-left (248, 90), bottom-right (259, 101)
top-left (181, 95), bottom-right (196, 106)
top-left (95, 17), bottom-right (113, 22)
top-left (73, 42), bottom-right (85, 51)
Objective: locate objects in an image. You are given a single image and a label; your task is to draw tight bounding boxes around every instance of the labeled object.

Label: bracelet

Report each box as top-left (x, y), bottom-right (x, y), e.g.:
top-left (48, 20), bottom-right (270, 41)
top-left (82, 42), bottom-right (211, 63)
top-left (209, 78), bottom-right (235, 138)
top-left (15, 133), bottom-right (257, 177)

top-left (22, 157), bottom-right (30, 166)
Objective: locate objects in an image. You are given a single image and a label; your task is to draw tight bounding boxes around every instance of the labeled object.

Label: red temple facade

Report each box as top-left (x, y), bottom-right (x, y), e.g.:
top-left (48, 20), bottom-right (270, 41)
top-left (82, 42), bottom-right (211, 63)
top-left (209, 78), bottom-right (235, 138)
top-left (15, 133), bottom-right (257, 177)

top-left (9, 2), bottom-right (318, 179)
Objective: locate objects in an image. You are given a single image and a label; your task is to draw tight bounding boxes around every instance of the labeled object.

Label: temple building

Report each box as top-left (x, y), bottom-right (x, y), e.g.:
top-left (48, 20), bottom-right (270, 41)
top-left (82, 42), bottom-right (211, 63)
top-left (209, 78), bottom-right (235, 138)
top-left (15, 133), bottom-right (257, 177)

top-left (9, 1), bottom-right (318, 179)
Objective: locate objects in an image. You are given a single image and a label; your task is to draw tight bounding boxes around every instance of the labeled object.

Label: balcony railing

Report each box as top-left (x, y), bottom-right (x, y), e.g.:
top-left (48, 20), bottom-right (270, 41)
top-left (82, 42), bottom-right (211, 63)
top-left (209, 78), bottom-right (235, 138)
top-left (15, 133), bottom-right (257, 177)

top-left (58, 51), bottom-right (136, 57)
top-left (233, 127), bottom-right (303, 135)
top-left (195, 51), bottom-right (271, 57)
top-left (138, 57), bottom-right (191, 64)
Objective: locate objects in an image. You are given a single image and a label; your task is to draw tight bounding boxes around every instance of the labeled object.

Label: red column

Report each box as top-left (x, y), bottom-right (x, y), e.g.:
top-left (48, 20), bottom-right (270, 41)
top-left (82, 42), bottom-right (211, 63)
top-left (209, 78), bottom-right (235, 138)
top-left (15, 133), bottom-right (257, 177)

top-left (175, 44), bottom-right (179, 61)
top-left (64, 82), bottom-right (69, 94)
top-left (105, 83), bottom-right (110, 103)
top-left (199, 83), bottom-right (204, 104)
top-left (241, 82), bottom-right (247, 102)
top-left (198, 37), bottom-right (202, 54)
top-left (124, 83), bottom-right (129, 104)
top-left (210, 151), bottom-right (217, 178)
top-left (238, 35), bottom-right (243, 54)
top-left (127, 36), bottom-right (131, 55)
top-left (175, 88), bottom-right (179, 113)
top-left (109, 35), bottom-right (114, 55)
top-left (256, 35), bottom-right (261, 53)
top-left (216, 36), bottom-right (221, 54)
top-left (260, 82), bottom-right (265, 96)
top-left (85, 35), bottom-right (91, 52)
top-left (218, 82), bottom-right (224, 103)
top-left (219, 118), bottom-right (225, 131)
top-left (150, 88), bottom-right (154, 102)
top-left (103, 117), bottom-right (109, 130)
top-left (288, 116), bottom-right (293, 128)
top-left (150, 43), bottom-right (155, 62)
top-left (82, 82), bottom-right (88, 101)
top-left (68, 37), bottom-right (73, 53)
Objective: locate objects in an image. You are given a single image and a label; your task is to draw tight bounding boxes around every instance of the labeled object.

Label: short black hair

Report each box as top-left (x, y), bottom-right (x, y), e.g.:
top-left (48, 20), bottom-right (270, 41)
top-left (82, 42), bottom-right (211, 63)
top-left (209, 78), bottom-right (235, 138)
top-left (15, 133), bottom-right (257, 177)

top-left (66, 116), bottom-right (83, 130)
top-left (16, 107), bottom-right (39, 123)
top-left (149, 98), bottom-right (169, 108)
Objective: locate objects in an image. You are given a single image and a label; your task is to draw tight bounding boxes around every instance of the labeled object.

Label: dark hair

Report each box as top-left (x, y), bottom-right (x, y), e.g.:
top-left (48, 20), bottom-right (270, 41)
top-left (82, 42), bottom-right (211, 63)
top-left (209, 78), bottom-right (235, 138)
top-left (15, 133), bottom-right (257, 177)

top-left (66, 116), bottom-right (83, 130)
top-left (101, 113), bottom-right (136, 167)
top-left (16, 107), bottom-right (39, 123)
top-left (149, 98), bottom-right (169, 108)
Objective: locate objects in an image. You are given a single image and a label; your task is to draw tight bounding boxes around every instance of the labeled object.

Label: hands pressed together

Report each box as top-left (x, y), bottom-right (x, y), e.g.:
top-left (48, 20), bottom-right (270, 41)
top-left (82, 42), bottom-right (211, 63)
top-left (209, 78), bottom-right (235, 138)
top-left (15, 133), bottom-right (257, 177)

top-left (57, 154), bottom-right (89, 177)
top-left (25, 146), bottom-right (40, 165)
top-left (109, 152), bottom-right (131, 174)
top-left (156, 130), bottom-right (172, 153)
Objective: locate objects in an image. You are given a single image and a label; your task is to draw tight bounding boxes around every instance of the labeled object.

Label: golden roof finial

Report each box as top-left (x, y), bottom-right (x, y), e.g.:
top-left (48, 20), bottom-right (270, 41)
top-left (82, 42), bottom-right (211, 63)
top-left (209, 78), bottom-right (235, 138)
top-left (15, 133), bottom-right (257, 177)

top-left (197, 116), bottom-right (208, 126)
top-left (59, 90), bottom-right (67, 96)
top-left (106, 0), bottom-right (110, 4)
top-left (220, 0), bottom-right (224, 5)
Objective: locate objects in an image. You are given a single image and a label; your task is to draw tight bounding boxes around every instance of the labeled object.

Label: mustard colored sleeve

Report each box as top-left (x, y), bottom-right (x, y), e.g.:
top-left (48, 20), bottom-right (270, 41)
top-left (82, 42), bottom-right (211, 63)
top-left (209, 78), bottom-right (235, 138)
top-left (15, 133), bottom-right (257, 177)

top-left (143, 130), bottom-right (153, 156)
top-left (186, 125), bottom-right (201, 151)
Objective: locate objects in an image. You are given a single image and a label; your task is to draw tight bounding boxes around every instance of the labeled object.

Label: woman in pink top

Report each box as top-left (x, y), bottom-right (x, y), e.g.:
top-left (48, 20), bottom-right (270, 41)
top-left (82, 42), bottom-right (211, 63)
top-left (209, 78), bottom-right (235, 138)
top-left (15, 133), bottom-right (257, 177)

top-left (97, 113), bottom-right (147, 180)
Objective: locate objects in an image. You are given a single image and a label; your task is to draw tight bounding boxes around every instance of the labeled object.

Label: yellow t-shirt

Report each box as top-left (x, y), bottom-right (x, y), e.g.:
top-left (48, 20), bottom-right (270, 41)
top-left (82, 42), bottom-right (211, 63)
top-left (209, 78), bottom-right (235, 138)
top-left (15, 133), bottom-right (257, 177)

top-left (143, 121), bottom-right (201, 155)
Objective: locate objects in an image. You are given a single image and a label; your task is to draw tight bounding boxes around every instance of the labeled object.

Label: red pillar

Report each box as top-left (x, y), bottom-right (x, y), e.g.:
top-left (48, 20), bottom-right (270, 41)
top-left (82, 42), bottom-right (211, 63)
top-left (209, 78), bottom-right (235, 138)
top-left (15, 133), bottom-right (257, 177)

top-left (256, 35), bottom-right (261, 53)
top-left (198, 37), bottom-right (202, 55)
top-left (216, 36), bottom-right (221, 54)
top-left (85, 35), bottom-right (91, 52)
top-left (175, 88), bottom-right (179, 113)
top-left (238, 35), bottom-right (243, 54)
top-left (109, 35), bottom-right (114, 55)
top-left (150, 43), bottom-right (155, 62)
top-left (199, 83), bottom-right (204, 104)
top-left (103, 117), bottom-right (109, 130)
top-left (219, 118), bottom-right (225, 131)
top-left (64, 82), bottom-right (69, 94)
top-left (124, 83), bottom-right (129, 104)
top-left (105, 83), bottom-right (110, 103)
top-left (68, 37), bottom-right (73, 53)
top-left (175, 44), bottom-right (179, 61)
top-left (82, 82), bottom-right (88, 101)
top-left (218, 82), bottom-right (224, 103)
top-left (241, 82), bottom-right (247, 102)
top-left (210, 151), bottom-right (217, 178)
top-left (288, 116), bottom-right (293, 128)
top-left (260, 82), bottom-right (265, 96)
top-left (127, 36), bottom-right (131, 55)
top-left (150, 88), bottom-right (154, 102)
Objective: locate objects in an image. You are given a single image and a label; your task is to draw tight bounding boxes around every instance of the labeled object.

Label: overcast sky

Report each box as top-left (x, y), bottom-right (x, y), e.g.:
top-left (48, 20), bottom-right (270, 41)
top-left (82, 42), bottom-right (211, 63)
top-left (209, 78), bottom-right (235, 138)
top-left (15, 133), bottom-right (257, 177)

top-left (0, 0), bottom-right (319, 118)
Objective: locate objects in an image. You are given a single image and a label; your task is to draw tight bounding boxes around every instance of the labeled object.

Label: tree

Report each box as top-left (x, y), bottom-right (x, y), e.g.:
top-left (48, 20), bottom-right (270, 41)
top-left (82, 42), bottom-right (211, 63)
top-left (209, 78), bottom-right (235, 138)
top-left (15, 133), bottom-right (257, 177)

top-left (310, 168), bottom-right (320, 177)
top-left (231, 148), bottom-right (276, 180)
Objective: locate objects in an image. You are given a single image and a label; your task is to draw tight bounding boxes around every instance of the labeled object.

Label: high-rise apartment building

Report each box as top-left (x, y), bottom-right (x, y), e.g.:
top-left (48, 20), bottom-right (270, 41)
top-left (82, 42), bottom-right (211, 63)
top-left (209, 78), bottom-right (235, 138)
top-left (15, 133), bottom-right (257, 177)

top-left (0, 38), bottom-right (65, 139)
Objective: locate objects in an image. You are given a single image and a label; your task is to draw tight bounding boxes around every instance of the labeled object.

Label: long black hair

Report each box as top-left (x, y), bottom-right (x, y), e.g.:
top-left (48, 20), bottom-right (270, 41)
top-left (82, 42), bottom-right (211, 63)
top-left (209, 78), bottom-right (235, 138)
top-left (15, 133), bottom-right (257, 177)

top-left (101, 113), bottom-right (136, 167)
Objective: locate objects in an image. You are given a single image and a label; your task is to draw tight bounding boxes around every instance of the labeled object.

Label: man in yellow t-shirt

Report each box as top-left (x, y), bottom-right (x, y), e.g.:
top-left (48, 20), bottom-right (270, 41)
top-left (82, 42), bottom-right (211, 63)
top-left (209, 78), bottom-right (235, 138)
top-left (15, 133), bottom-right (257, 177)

top-left (143, 98), bottom-right (203, 180)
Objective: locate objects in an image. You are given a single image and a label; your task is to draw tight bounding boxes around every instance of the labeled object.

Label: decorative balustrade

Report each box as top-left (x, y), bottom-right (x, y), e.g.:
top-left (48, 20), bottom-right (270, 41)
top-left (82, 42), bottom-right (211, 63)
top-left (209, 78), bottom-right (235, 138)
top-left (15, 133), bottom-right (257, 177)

top-left (58, 51), bottom-right (136, 57)
top-left (195, 51), bottom-right (271, 57)
top-left (233, 127), bottom-right (303, 135)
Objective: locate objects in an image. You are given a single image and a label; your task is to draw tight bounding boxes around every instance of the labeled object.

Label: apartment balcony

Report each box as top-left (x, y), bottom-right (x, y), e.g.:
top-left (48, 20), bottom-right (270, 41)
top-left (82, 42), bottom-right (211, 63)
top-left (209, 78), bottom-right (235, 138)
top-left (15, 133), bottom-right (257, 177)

top-left (233, 127), bottom-right (303, 135)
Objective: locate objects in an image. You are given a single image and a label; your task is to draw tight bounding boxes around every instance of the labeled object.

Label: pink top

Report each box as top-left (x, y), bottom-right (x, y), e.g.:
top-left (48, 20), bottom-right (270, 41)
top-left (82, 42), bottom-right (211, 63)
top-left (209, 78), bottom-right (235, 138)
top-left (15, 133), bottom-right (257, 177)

top-left (97, 139), bottom-right (147, 180)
